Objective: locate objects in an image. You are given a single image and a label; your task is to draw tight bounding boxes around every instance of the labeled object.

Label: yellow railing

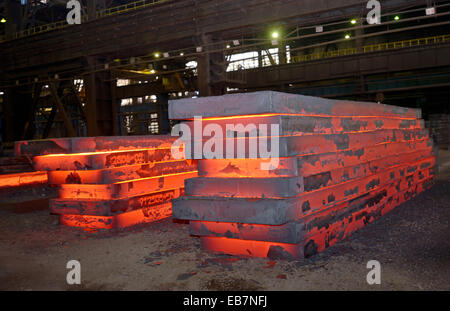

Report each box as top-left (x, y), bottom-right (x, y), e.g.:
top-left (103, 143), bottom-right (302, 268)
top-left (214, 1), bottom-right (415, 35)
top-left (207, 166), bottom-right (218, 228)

top-left (97, 0), bottom-right (167, 18)
top-left (362, 34), bottom-right (450, 52)
top-left (0, 0), bottom-right (167, 42)
top-left (292, 47), bottom-right (358, 62)
top-left (9, 18), bottom-right (81, 40)
top-left (226, 34), bottom-right (450, 72)
top-left (291, 34), bottom-right (450, 63)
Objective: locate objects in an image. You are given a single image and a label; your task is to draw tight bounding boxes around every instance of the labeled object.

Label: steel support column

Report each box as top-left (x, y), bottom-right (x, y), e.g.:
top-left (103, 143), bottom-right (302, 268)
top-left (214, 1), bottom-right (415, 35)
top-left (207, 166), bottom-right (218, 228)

top-left (88, 0), bottom-right (97, 21)
top-left (197, 34), bottom-right (226, 97)
top-left (84, 57), bottom-right (113, 137)
top-left (157, 93), bottom-right (170, 135)
top-left (4, 0), bottom-right (21, 40)
top-left (2, 86), bottom-right (32, 142)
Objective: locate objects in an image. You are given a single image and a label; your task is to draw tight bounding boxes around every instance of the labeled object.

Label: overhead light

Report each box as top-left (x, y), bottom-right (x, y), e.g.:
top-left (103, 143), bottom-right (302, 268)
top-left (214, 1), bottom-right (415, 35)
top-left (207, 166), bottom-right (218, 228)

top-left (179, 52), bottom-right (184, 56)
top-left (426, 7), bottom-right (436, 16)
top-left (196, 46), bottom-right (202, 52)
top-left (226, 44), bottom-right (231, 49)
top-left (345, 34), bottom-right (351, 39)
top-left (271, 31), bottom-right (279, 39)
top-left (350, 19), bottom-right (357, 25)
top-left (0, 18), bottom-right (6, 23)
top-left (154, 52), bottom-right (160, 58)
top-left (394, 15), bottom-right (400, 21)
top-left (150, 69), bottom-right (156, 74)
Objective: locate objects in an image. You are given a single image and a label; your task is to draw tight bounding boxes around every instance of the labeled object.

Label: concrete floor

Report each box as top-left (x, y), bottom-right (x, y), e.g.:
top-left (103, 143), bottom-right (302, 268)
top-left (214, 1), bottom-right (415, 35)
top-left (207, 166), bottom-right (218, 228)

top-left (0, 150), bottom-right (449, 291)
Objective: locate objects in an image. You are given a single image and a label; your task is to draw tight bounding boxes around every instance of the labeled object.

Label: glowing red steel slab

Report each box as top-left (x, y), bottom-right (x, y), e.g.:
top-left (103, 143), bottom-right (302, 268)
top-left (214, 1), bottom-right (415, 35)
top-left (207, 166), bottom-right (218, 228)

top-left (172, 157), bottom-right (435, 224)
top-left (302, 180), bottom-right (434, 258)
top-left (198, 140), bottom-right (432, 178)
top-left (59, 202), bottom-right (173, 229)
top-left (186, 129), bottom-right (429, 159)
top-left (201, 236), bottom-right (304, 259)
top-left (193, 148), bottom-right (433, 195)
top-left (33, 147), bottom-right (178, 171)
top-left (50, 188), bottom-right (184, 216)
top-left (15, 135), bottom-right (177, 157)
top-left (189, 170), bottom-right (434, 244)
top-left (168, 91), bottom-right (422, 120)
top-left (198, 157), bottom-right (297, 178)
top-left (296, 140), bottom-right (433, 178)
top-left (47, 160), bottom-right (197, 185)
top-left (199, 178), bottom-right (434, 260)
top-left (302, 148), bottom-right (434, 192)
top-left (185, 176), bottom-right (304, 198)
top-left (183, 115), bottom-right (424, 137)
top-left (0, 171), bottom-right (47, 188)
top-left (58, 171), bottom-right (197, 199)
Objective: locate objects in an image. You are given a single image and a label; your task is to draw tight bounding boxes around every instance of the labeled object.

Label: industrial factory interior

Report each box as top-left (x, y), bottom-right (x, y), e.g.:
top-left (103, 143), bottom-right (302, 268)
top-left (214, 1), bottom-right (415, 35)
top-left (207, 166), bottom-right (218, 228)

top-left (0, 0), bottom-right (449, 296)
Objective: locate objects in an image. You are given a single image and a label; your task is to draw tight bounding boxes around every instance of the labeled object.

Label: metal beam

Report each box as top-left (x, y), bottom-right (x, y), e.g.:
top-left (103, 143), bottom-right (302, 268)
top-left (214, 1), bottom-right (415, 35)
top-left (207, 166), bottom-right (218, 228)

top-left (21, 82), bottom-right (42, 140)
top-left (48, 81), bottom-right (77, 137)
top-left (83, 57), bottom-right (114, 137)
top-left (237, 43), bottom-right (450, 89)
